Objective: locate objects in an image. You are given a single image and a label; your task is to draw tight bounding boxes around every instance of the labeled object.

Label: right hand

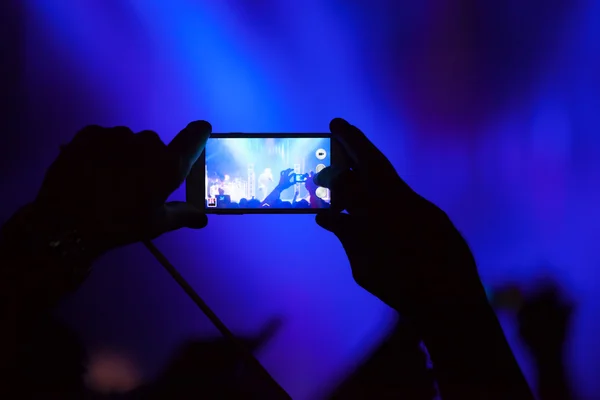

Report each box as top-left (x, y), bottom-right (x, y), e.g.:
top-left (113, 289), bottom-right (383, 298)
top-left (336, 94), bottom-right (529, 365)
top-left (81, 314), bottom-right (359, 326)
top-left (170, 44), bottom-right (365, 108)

top-left (305, 171), bottom-right (318, 195)
top-left (517, 282), bottom-right (573, 361)
top-left (315, 118), bottom-right (487, 326)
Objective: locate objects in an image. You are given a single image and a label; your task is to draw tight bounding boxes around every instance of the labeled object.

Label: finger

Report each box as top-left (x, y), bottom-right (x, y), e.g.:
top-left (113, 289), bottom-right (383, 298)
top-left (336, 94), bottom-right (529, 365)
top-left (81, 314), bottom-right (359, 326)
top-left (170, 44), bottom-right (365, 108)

top-left (315, 210), bottom-right (355, 239)
top-left (167, 120), bottom-right (212, 181)
top-left (150, 201), bottom-right (208, 238)
top-left (314, 167), bottom-right (363, 214)
top-left (67, 125), bottom-right (132, 152)
top-left (112, 126), bottom-right (136, 135)
top-left (246, 318), bottom-right (284, 352)
top-left (313, 166), bottom-right (346, 188)
top-left (136, 130), bottom-right (165, 146)
top-left (136, 130), bottom-right (167, 155)
top-left (256, 318), bottom-right (283, 343)
top-left (69, 125), bottom-right (105, 146)
top-left (329, 118), bottom-right (391, 171)
top-left (330, 118), bottom-right (415, 197)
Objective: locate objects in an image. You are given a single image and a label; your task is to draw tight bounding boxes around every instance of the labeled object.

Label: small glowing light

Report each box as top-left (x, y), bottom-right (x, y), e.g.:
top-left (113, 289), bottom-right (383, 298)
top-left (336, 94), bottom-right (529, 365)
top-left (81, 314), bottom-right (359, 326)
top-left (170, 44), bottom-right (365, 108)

top-left (315, 187), bottom-right (327, 199)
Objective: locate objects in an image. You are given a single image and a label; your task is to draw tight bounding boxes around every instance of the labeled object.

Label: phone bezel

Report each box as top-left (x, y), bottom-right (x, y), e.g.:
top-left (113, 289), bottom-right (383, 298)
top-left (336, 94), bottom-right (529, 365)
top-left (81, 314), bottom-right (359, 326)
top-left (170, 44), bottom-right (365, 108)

top-left (186, 133), bottom-right (339, 214)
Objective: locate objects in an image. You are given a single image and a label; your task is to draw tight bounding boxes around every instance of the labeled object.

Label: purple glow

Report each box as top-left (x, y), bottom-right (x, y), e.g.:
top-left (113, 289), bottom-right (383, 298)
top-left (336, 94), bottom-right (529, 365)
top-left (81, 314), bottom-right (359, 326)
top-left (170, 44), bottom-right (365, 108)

top-left (9, 0), bottom-right (600, 398)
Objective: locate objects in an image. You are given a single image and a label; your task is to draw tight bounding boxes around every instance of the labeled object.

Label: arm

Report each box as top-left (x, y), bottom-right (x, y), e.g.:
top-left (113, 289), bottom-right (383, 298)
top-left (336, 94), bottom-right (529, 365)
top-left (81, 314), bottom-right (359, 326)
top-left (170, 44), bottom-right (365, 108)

top-left (0, 204), bottom-right (92, 310)
top-left (1, 121), bottom-right (213, 396)
top-left (408, 233), bottom-right (533, 400)
top-left (261, 185), bottom-right (283, 207)
top-left (416, 297), bottom-right (534, 400)
top-left (315, 118), bottom-right (534, 400)
top-left (262, 169), bottom-right (295, 206)
top-left (536, 353), bottom-right (570, 400)
top-left (0, 204), bottom-right (94, 384)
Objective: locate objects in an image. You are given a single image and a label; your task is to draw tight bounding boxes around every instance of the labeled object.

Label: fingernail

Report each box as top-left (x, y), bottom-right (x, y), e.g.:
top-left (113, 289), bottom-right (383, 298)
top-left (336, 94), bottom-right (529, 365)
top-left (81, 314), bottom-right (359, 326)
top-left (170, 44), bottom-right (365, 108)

top-left (330, 118), bottom-right (350, 128)
top-left (331, 117), bottom-right (348, 125)
top-left (186, 120), bottom-right (212, 133)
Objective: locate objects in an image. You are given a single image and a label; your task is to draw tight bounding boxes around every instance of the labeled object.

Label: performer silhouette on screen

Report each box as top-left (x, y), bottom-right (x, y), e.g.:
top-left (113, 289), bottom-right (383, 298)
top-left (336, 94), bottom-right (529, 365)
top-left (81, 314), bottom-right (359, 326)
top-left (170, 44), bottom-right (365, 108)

top-left (208, 181), bottom-right (220, 198)
top-left (258, 168), bottom-right (273, 201)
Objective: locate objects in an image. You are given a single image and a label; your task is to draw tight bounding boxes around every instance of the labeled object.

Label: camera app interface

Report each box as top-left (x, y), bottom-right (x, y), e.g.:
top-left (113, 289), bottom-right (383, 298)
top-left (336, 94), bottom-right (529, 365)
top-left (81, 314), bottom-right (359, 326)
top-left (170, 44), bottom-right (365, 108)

top-left (205, 137), bottom-right (331, 210)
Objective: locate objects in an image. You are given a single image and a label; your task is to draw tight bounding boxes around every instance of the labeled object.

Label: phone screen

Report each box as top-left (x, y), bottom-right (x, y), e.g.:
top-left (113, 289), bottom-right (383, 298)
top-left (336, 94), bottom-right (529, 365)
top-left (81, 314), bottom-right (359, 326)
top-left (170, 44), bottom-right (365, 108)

top-left (204, 136), bottom-right (331, 210)
top-left (294, 173), bottom-right (309, 183)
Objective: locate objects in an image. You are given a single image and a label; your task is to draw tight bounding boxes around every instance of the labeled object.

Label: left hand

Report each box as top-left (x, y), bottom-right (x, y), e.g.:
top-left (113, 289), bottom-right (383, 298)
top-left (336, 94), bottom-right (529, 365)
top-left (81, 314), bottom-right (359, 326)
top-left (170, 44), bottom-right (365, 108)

top-left (33, 121), bottom-right (212, 257)
top-left (276, 168), bottom-right (295, 191)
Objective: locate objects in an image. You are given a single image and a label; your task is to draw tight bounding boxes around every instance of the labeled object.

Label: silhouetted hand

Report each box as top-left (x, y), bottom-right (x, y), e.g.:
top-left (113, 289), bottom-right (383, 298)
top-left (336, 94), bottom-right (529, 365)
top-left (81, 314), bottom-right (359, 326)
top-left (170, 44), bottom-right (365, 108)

top-left (33, 121), bottom-right (212, 257)
top-left (517, 283), bottom-right (573, 361)
top-left (516, 281), bottom-right (573, 400)
top-left (277, 168), bottom-right (295, 191)
top-left (314, 118), bottom-right (485, 326)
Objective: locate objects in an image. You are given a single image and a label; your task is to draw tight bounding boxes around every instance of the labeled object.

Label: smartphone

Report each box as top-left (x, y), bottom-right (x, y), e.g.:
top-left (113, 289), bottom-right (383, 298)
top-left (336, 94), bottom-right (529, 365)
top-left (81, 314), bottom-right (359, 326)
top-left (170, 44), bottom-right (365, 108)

top-left (186, 133), bottom-right (339, 214)
top-left (294, 173), bottom-right (309, 183)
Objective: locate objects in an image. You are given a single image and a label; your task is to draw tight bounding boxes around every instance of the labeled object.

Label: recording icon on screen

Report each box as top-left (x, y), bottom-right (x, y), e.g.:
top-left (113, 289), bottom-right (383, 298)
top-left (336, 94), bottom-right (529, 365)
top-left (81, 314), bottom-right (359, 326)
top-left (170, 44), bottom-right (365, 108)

top-left (316, 149), bottom-right (327, 160)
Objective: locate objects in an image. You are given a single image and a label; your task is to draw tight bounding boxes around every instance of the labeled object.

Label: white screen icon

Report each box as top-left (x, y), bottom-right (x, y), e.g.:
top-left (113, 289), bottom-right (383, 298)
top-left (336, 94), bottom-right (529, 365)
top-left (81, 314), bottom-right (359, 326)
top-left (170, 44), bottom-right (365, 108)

top-left (315, 149), bottom-right (327, 160)
top-left (315, 187), bottom-right (328, 199)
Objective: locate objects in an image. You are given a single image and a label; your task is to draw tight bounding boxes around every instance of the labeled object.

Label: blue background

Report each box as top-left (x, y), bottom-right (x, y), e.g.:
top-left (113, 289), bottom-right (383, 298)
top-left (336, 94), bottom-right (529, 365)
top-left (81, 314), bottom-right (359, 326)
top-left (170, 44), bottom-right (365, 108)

top-left (2, 0), bottom-right (600, 398)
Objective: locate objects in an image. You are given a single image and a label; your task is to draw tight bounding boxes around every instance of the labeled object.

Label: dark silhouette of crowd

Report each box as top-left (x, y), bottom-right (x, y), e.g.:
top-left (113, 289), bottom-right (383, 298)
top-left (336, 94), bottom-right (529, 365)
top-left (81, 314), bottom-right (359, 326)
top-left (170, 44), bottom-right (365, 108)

top-left (207, 169), bottom-right (329, 209)
top-left (212, 197), bottom-right (314, 209)
top-left (0, 118), bottom-right (575, 399)
top-left (206, 197), bottom-right (313, 209)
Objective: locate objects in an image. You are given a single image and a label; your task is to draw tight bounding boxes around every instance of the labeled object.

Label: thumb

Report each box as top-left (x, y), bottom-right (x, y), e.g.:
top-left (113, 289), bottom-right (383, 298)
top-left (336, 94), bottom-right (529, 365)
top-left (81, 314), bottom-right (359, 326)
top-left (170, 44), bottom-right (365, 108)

top-left (151, 201), bottom-right (208, 237)
top-left (315, 211), bottom-right (354, 238)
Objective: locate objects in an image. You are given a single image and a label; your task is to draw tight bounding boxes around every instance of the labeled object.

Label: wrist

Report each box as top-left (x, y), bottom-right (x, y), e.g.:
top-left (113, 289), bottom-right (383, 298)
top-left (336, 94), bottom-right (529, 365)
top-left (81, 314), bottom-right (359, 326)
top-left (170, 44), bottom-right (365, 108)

top-left (534, 350), bottom-right (565, 372)
top-left (416, 295), bottom-right (495, 353)
top-left (415, 297), bottom-right (533, 399)
top-left (536, 354), bottom-right (570, 400)
top-left (0, 204), bottom-right (96, 307)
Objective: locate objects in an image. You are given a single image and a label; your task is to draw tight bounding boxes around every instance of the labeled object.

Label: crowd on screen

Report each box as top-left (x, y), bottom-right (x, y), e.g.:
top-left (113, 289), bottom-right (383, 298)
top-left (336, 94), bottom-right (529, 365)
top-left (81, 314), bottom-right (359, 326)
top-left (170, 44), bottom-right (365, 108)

top-left (206, 168), bottom-right (330, 209)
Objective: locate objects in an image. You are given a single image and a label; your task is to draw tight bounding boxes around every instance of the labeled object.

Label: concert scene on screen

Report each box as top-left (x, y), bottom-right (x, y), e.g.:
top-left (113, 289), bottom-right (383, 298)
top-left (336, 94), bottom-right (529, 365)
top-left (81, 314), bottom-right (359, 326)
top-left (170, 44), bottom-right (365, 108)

top-left (204, 137), bottom-right (331, 209)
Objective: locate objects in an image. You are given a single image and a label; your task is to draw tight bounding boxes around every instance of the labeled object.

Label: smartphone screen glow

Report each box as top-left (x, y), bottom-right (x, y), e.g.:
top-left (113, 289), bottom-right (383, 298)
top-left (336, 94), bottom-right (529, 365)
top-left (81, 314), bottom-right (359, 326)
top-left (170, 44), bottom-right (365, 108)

top-left (204, 137), bottom-right (331, 210)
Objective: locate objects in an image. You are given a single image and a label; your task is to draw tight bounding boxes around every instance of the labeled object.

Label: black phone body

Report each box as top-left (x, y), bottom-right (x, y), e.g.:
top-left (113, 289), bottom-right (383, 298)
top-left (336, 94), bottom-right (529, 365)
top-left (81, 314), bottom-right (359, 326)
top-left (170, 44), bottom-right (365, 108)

top-left (186, 133), bottom-right (341, 214)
